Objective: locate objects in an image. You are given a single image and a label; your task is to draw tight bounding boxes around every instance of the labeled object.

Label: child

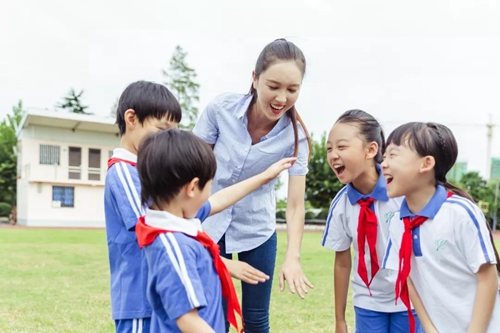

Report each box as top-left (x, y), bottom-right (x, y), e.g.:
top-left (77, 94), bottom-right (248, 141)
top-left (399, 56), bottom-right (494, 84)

top-left (134, 129), bottom-right (295, 332)
top-left (104, 80), bottom-right (269, 333)
top-left (321, 110), bottom-right (421, 332)
top-left (381, 122), bottom-right (500, 332)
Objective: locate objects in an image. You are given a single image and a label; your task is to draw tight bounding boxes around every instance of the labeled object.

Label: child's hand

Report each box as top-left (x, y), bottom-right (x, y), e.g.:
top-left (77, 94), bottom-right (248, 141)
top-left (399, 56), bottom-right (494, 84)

top-left (262, 157), bottom-right (297, 183)
top-left (222, 258), bottom-right (270, 284)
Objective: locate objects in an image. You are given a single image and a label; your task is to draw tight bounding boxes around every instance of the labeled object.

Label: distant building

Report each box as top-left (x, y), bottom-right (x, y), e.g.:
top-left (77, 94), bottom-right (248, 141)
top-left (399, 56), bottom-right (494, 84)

top-left (16, 109), bottom-right (120, 227)
top-left (447, 161), bottom-right (468, 183)
top-left (491, 158), bottom-right (500, 181)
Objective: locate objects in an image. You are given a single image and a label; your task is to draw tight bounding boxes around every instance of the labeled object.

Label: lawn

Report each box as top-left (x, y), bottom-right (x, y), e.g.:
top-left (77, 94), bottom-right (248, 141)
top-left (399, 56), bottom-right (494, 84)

top-left (0, 229), bottom-right (498, 333)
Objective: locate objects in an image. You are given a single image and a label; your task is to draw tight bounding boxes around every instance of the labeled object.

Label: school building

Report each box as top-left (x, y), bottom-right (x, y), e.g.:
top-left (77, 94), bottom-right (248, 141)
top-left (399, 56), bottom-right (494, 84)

top-left (16, 109), bottom-right (120, 227)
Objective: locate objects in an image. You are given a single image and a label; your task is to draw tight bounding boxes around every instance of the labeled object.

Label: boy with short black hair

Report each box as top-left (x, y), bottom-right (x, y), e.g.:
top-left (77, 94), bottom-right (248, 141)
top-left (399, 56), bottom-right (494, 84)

top-left (135, 129), bottom-right (295, 333)
top-left (105, 80), bottom-right (181, 333)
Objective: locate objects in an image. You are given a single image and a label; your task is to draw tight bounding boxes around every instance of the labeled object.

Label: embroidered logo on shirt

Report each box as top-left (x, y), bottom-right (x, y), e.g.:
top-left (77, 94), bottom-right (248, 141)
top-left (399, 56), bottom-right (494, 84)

top-left (435, 238), bottom-right (448, 251)
top-left (384, 211), bottom-right (395, 223)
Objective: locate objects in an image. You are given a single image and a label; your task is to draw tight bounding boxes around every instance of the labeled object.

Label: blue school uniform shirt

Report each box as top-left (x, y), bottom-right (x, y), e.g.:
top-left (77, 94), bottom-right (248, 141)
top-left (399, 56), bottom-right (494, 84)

top-left (192, 92), bottom-right (309, 253)
top-left (104, 148), bottom-right (151, 320)
top-left (143, 202), bottom-right (225, 333)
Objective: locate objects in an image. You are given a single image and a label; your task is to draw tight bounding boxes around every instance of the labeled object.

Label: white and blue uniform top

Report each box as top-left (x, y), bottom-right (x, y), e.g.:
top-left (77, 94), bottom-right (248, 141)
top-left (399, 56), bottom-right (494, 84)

top-left (383, 185), bottom-right (500, 332)
top-left (104, 148), bottom-right (151, 320)
top-left (322, 166), bottom-right (407, 312)
top-left (193, 92), bottom-right (309, 253)
top-left (143, 202), bottom-right (226, 333)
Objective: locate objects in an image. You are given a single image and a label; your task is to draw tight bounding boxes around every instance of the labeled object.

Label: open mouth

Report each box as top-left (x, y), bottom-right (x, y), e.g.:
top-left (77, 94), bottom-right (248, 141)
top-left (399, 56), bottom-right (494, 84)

top-left (270, 104), bottom-right (285, 115)
top-left (333, 164), bottom-right (346, 177)
top-left (385, 175), bottom-right (393, 185)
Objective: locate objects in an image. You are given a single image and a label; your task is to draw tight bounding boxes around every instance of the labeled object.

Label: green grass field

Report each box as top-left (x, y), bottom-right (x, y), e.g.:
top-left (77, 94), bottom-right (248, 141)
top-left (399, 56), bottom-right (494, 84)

top-left (0, 229), bottom-right (498, 333)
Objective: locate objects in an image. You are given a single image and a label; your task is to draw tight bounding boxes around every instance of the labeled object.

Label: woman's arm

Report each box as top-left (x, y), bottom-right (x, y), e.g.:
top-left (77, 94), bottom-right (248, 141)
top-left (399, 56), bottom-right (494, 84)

top-left (468, 263), bottom-right (498, 333)
top-left (279, 174), bottom-right (314, 298)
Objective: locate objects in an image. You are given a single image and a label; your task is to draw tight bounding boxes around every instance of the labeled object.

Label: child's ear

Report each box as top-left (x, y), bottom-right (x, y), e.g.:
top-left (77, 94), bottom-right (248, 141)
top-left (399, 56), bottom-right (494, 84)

top-left (419, 155), bottom-right (436, 174)
top-left (365, 141), bottom-right (379, 160)
top-left (184, 177), bottom-right (200, 199)
top-left (124, 109), bottom-right (138, 128)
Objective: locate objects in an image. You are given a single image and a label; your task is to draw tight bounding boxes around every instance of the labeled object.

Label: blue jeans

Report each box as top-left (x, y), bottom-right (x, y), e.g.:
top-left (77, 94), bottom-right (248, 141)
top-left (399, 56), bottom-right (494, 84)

top-left (354, 306), bottom-right (423, 333)
top-left (219, 232), bottom-right (277, 333)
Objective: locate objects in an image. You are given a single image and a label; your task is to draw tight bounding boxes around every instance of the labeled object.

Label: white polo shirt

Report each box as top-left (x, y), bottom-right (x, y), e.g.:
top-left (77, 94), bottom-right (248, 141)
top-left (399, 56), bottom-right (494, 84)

top-left (383, 185), bottom-right (500, 332)
top-left (322, 168), bottom-right (407, 312)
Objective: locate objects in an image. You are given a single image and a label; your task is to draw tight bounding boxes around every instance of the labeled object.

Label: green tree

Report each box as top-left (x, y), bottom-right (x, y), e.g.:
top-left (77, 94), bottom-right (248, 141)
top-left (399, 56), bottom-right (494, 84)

top-left (163, 45), bottom-right (200, 130)
top-left (0, 101), bottom-right (25, 205)
top-left (57, 88), bottom-right (90, 114)
top-left (458, 172), bottom-right (496, 222)
top-left (305, 132), bottom-right (343, 209)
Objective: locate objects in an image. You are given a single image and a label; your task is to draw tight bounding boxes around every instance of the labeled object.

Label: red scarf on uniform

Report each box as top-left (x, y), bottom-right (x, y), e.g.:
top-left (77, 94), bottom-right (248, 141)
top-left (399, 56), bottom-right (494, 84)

top-left (108, 157), bottom-right (136, 168)
top-left (395, 191), bottom-right (453, 333)
top-left (356, 197), bottom-right (379, 294)
top-left (135, 216), bottom-right (244, 333)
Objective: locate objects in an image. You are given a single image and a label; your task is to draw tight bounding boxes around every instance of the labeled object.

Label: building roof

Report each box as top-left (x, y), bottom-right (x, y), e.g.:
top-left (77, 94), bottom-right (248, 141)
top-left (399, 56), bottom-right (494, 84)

top-left (17, 108), bottom-right (119, 138)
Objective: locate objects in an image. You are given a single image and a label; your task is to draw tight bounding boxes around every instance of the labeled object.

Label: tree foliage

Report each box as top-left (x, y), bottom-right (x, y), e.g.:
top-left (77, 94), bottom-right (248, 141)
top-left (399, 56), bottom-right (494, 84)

top-left (57, 88), bottom-right (90, 114)
top-left (305, 132), bottom-right (343, 209)
top-left (163, 45), bottom-right (200, 130)
top-left (0, 101), bottom-right (25, 205)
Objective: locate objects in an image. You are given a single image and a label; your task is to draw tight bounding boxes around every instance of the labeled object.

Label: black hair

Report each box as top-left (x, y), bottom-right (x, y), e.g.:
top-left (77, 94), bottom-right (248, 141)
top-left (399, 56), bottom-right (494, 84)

top-left (248, 38), bottom-right (312, 159)
top-left (137, 129), bottom-right (216, 208)
top-left (387, 122), bottom-right (500, 273)
top-left (116, 80), bottom-right (182, 136)
top-left (335, 109), bottom-right (386, 164)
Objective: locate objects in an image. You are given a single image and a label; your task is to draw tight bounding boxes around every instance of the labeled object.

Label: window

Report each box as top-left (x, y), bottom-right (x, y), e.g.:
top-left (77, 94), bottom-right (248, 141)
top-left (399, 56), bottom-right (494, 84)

top-left (68, 147), bottom-right (81, 179)
top-left (52, 186), bottom-right (74, 207)
top-left (88, 148), bottom-right (101, 181)
top-left (40, 145), bottom-right (60, 165)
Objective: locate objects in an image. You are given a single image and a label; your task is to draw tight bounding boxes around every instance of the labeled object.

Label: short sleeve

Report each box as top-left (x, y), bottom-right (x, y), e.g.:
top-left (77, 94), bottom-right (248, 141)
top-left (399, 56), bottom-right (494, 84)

top-left (382, 214), bottom-right (403, 271)
top-left (109, 163), bottom-right (143, 230)
top-left (192, 101), bottom-right (219, 145)
top-left (456, 204), bottom-right (498, 273)
top-left (288, 130), bottom-right (309, 176)
top-left (196, 201), bottom-right (212, 222)
top-left (153, 233), bottom-right (207, 319)
top-left (321, 191), bottom-right (351, 251)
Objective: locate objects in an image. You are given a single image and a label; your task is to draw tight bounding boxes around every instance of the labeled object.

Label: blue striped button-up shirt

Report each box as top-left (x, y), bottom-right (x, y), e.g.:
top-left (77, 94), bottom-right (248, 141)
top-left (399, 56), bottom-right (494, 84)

top-left (193, 92), bottom-right (309, 253)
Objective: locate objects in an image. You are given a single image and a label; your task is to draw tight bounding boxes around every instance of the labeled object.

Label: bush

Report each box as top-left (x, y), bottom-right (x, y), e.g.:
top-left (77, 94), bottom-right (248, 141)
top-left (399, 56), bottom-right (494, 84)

top-left (276, 209), bottom-right (286, 219)
top-left (316, 208), bottom-right (329, 220)
top-left (305, 211), bottom-right (316, 220)
top-left (0, 202), bottom-right (12, 217)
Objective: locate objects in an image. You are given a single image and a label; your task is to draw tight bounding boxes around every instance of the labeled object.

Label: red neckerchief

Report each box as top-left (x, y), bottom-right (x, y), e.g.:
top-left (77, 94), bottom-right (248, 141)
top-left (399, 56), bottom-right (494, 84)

top-left (136, 216), bottom-right (244, 333)
top-left (395, 191), bottom-right (453, 333)
top-left (107, 158), bottom-right (136, 169)
top-left (357, 197), bottom-right (379, 295)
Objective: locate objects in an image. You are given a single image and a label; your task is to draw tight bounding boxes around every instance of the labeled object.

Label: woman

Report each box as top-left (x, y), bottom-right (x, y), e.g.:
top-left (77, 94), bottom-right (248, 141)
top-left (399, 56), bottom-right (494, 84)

top-left (193, 38), bottom-right (313, 333)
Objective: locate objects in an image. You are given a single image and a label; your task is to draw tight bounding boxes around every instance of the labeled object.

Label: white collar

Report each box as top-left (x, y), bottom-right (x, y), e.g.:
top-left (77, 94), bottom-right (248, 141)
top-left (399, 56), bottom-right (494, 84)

top-left (144, 208), bottom-right (202, 237)
top-left (112, 148), bottom-right (137, 163)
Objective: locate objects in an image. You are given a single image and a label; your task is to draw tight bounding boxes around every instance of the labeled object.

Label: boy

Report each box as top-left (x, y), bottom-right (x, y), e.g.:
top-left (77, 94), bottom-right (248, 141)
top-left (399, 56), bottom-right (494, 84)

top-left (105, 81), bottom-right (274, 333)
top-left (135, 129), bottom-right (295, 332)
top-left (105, 80), bottom-right (182, 333)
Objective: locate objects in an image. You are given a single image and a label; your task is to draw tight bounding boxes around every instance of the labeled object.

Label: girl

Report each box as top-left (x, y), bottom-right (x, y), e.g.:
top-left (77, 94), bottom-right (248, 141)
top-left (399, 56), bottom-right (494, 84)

top-left (321, 110), bottom-right (422, 333)
top-left (192, 38), bottom-right (313, 333)
top-left (382, 122), bottom-right (500, 333)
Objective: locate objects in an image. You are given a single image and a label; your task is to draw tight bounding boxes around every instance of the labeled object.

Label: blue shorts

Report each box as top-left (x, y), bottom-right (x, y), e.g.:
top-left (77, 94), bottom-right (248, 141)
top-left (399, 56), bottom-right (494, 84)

top-left (354, 307), bottom-right (423, 333)
top-left (115, 318), bottom-right (151, 333)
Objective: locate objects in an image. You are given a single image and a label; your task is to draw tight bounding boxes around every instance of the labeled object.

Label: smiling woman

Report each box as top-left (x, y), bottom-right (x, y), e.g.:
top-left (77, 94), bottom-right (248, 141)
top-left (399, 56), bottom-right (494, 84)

top-left (192, 38), bottom-right (313, 333)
